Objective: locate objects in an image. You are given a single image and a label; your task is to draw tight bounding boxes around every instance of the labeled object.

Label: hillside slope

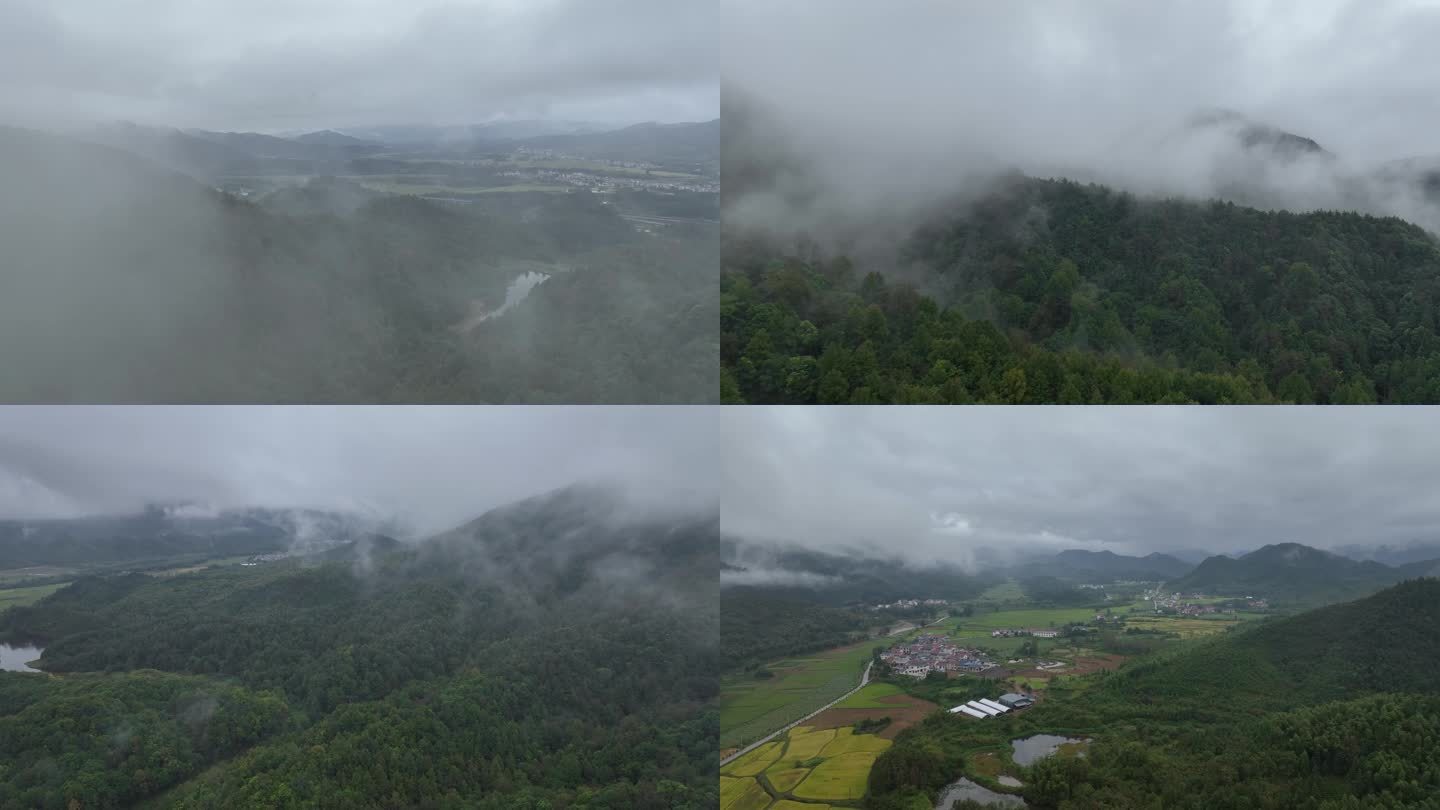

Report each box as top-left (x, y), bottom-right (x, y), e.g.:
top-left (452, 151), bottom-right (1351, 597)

top-left (1017, 549), bottom-right (1193, 581)
top-left (1112, 577), bottom-right (1440, 710)
top-left (1169, 542), bottom-right (1428, 604)
top-left (0, 486), bottom-right (719, 809)
top-left (723, 174), bottom-right (1440, 404)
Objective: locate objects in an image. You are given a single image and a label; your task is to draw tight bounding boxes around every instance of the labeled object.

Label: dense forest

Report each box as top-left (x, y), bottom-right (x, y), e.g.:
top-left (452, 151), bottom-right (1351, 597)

top-left (864, 578), bottom-right (1440, 809)
top-left (0, 486), bottom-right (719, 809)
top-left (0, 126), bottom-right (717, 404)
top-left (722, 175), bottom-right (1440, 403)
top-left (720, 588), bottom-right (875, 669)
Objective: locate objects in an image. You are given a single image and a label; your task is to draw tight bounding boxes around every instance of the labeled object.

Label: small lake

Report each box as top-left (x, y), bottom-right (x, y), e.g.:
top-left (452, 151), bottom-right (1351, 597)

top-left (1011, 734), bottom-right (1090, 766)
top-left (935, 778), bottom-right (1026, 808)
top-left (0, 644), bottom-right (43, 673)
top-left (997, 775), bottom-right (1023, 788)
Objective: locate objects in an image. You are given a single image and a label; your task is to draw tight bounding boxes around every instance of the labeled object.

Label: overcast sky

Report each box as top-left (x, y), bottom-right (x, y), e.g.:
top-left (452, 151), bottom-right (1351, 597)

top-left (724, 0), bottom-right (1440, 229)
top-left (723, 407), bottom-right (1440, 565)
top-left (0, 407), bottom-right (715, 536)
top-left (727, 0), bottom-right (1440, 161)
top-left (0, 0), bottom-right (716, 131)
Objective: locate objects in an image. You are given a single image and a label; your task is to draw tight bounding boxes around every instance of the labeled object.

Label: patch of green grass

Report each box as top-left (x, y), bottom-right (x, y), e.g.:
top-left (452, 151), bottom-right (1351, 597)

top-left (834, 681), bottom-right (904, 709)
top-left (720, 639), bottom-right (884, 749)
top-left (971, 751), bottom-right (1004, 778)
top-left (975, 580), bottom-right (1027, 604)
top-left (948, 606), bottom-right (1101, 635)
top-left (0, 582), bottom-right (67, 612)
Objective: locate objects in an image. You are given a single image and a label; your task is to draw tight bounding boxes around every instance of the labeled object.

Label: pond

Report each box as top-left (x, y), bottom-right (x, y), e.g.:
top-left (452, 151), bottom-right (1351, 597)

top-left (934, 778), bottom-right (1027, 808)
top-left (1011, 734), bottom-right (1091, 766)
top-left (997, 775), bottom-right (1023, 788)
top-left (0, 643), bottom-right (43, 673)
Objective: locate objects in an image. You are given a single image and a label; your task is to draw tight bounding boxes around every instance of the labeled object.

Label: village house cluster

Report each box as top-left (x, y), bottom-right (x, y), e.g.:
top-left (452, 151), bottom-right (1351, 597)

top-left (881, 633), bottom-right (995, 677)
top-left (990, 627), bottom-right (1060, 639)
top-left (498, 167), bottom-right (718, 194)
top-left (870, 598), bottom-right (948, 611)
top-left (240, 552), bottom-right (288, 566)
top-left (1142, 587), bottom-right (1257, 616)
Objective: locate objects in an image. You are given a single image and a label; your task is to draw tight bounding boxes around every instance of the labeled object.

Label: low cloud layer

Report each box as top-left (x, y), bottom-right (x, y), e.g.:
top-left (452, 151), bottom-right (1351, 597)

top-left (723, 407), bottom-right (1440, 565)
top-left (724, 0), bottom-right (1440, 233)
top-left (1, 0), bottom-right (716, 130)
top-left (0, 406), bottom-right (716, 535)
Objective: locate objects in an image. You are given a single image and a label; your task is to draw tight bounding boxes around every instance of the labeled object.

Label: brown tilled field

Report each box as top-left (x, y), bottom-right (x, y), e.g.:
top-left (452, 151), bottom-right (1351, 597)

top-left (806, 693), bottom-right (938, 739)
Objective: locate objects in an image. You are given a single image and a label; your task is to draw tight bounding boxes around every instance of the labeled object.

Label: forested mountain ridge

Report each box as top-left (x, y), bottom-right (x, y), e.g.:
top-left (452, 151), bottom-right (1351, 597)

top-left (0, 486), bottom-right (718, 809)
top-left (0, 506), bottom-right (373, 569)
top-left (723, 174), bottom-right (1440, 404)
top-left (1010, 549), bottom-right (1193, 581)
top-left (0, 125), bottom-right (717, 403)
top-left (1111, 577), bottom-right (1440, 708)
top-left (1169, 542), bottom-right (1436, 604)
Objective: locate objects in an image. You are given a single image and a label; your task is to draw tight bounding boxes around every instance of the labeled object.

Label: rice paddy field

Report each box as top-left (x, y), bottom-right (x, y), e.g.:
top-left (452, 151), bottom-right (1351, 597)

top-left (720, 726), bottom-right (893, 809)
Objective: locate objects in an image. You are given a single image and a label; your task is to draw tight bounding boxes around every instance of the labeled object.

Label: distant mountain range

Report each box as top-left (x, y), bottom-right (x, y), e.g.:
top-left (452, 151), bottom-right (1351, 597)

top-left (1183, 108), bottom-right (1333, 162)
top-left (1332, 540), bottom-right (1440, 566)
top-left (1010, 548), bottom-right (1193, 582)
top-left (721, 537), bottom-right (986, 605)
top-left (1169, 542), bottom-right (1440, 604)
top-left (421, 483), bottom-right (717, 607)
top-left (0, 506), bottom-right (376, 569)
top-left (333, 120), bottom-right (614, 147)
top-left (64, 118), bottom-right (720, 181)
top-left (514, 120), bottom-right (720, 167)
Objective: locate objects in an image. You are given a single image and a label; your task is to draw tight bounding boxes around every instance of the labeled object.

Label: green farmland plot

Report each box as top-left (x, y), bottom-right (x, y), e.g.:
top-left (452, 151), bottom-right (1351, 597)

top-left (721, 636), bottom-right (903, 750)
top-left (834, 681), bottom-right (904, 709)
top-left (0, 582), bottom-right (68, 613)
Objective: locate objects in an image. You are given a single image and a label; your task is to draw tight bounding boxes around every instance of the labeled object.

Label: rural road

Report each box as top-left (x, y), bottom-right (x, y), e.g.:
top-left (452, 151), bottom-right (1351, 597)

top-left (721, 660), bottom-right (874, 768)
top-left (720, 614), bottom-right (950, 767)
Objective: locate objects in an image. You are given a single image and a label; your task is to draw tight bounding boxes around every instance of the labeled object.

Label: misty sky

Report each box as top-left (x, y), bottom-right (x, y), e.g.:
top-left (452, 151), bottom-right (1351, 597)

top-left (724, 0), bottom-right (1440, 219)
top-left (0, 407), bottom-right (715, 536)
top-left (0, 0), bottom-right (716, 131)
top-left (723, 407), bottom-right (1440, 564)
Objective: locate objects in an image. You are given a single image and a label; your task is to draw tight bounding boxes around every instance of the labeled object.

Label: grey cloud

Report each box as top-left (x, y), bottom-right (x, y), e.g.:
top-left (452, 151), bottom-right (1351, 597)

top-left (722, 407), bottom-right (1440, 564)
top-left (723, 0), bottom-right (1440, 233)
top-left (0, 0), bottom-right (716, 130)
top-left (0, 406), bottom-right (716, 536)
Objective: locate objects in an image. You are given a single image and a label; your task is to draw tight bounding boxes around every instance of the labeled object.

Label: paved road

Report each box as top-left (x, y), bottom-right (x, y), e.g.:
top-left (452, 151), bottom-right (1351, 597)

top-left (721, 660), bottom-right (874, 768)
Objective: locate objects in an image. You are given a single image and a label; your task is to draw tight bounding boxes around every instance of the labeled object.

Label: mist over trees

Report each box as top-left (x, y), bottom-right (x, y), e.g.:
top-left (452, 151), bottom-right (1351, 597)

top-left (723, 175), bottom-right (1440, 403)
top-left (0, 485), bottom-right (720, 809)
top-left (0, 126), bottom-right (718, 404)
